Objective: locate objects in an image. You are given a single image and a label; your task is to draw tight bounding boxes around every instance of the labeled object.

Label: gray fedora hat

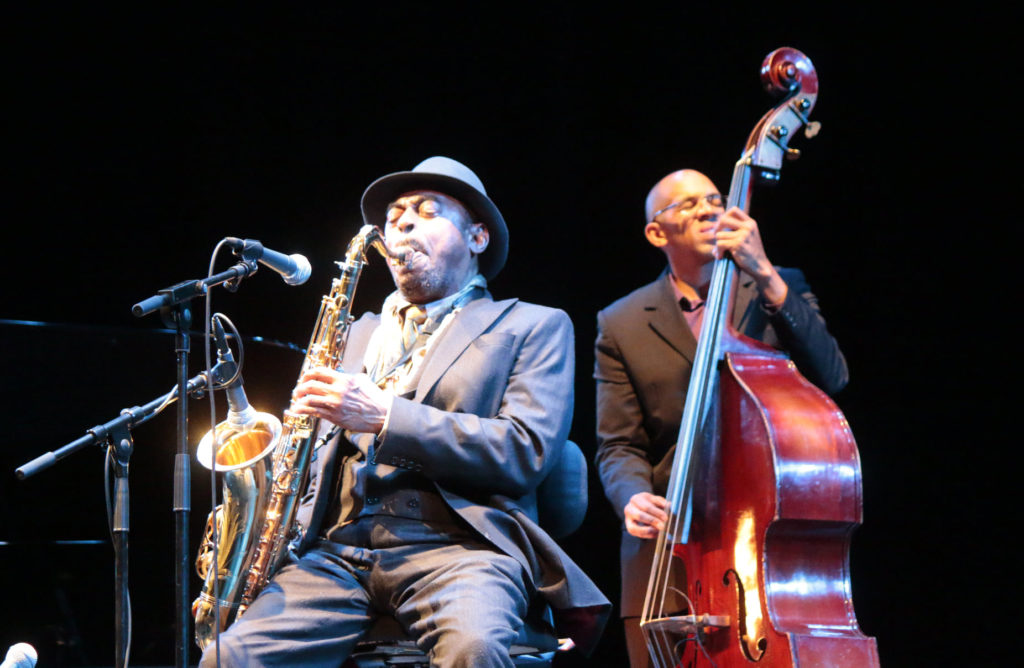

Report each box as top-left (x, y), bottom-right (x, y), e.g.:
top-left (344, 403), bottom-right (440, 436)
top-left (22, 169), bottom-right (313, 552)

top-left (360, 156), bottom-right (509, 280)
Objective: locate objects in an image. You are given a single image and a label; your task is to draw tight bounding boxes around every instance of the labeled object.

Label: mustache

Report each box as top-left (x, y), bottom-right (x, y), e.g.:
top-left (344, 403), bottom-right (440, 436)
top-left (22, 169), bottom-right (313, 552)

top-left (392, 240), bottom-right (427, 255)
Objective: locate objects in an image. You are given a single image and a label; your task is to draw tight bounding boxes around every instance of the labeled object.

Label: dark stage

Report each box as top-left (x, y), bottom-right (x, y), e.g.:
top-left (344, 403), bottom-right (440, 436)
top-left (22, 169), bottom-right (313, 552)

top-left (1, 5), bottom-right (1005, 667)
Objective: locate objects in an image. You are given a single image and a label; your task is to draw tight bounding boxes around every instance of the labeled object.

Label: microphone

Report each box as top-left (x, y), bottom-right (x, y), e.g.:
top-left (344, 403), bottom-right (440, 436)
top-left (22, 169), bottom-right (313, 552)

top-left (195, 315), bottom-right (282, 473)
top-left (226, 237), bottom-right (312, 286)
top-left (1, 643), bottom-right (37, 668)
top-left (211, 316), bottom-right (251, 414)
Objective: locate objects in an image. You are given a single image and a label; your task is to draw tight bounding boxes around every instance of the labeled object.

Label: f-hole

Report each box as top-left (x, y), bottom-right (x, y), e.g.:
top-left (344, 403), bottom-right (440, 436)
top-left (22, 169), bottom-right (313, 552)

top-left (723, 568), bottom-right (767, 661)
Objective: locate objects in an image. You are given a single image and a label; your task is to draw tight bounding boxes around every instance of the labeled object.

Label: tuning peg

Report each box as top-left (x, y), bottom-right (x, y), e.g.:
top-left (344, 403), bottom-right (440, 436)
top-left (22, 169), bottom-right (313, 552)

top-left (785, 148), bottom-right (801, 161)
top-left (804, 121), bottom-right (821, 139)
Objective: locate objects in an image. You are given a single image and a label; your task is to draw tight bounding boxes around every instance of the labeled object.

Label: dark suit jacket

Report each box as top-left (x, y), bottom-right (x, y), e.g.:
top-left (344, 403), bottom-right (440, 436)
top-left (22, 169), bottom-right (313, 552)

top-left (594, 268), bottom-right (848, 617)
top-left (293, 292), bottom-right (611, 654)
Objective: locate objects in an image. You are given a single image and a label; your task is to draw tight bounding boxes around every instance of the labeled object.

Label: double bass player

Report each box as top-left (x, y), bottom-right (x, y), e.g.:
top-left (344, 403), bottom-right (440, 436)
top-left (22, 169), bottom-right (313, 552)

top-left (594, 167), bottom-right (849, 667)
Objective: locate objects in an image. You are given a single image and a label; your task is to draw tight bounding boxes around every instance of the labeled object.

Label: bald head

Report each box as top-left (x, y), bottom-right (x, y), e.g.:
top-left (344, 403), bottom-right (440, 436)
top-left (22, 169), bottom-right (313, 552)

top-left (643, 168), bottom-right (727, 280)
top-left (645, 169), bottom-right (720, 221)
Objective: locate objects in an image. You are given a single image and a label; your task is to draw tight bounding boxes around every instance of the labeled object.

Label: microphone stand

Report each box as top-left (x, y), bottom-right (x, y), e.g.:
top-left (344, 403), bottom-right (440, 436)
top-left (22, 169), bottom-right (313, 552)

top-left (131, 256), bottom-right (261, 668)
top-left (16, 370), bottom-right (216, 668)
top-left (170, 302), bottom-right (193, 668)
top-left (18, 253), bottom-right (263, 668)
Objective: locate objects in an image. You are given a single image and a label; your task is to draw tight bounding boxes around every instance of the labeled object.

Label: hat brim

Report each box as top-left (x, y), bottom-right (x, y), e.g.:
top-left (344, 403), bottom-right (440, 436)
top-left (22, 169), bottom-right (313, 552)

top-left (360, 171), bottom-right (509, 280)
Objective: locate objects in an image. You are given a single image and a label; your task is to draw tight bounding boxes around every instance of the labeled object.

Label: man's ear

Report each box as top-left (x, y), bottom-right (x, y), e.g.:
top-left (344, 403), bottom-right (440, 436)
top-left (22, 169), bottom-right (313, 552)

top-left (644, 221), bottom-right (668, 248)
top-left (467, 222), bottom-right (489, 254)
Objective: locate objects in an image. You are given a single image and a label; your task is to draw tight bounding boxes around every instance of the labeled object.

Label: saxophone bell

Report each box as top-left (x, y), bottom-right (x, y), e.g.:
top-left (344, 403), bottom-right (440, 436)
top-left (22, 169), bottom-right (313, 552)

top-left (192, 316), bottom-right (284, 649)
top-left (193, 401), bottom-right (282, 649)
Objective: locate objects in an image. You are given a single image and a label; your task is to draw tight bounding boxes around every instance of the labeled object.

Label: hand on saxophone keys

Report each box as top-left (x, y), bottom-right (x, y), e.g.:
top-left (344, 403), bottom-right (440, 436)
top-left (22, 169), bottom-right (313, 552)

top-left (291, 367), bottom-right (393, 434)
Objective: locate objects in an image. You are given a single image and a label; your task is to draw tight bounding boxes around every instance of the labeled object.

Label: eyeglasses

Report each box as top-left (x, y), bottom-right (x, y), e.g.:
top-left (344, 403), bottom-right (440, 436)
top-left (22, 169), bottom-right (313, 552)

top-left (651, 193), bottom-right (724, 220)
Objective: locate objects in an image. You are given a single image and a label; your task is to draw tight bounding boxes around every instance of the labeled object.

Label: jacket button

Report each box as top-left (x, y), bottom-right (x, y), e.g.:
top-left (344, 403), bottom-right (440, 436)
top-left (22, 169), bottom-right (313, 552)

top-left (407, 499), bottom-right (420, 509)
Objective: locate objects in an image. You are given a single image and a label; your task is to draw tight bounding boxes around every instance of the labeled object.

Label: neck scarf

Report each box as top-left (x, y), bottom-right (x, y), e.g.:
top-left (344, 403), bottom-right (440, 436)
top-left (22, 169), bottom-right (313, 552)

top-left (365, 274), bottom-right (487, 394)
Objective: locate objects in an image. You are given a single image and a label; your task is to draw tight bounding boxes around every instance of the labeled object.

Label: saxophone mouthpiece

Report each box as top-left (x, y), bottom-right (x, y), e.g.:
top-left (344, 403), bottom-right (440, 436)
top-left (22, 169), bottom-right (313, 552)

top-left (390, 248), bottom-right (413, 269)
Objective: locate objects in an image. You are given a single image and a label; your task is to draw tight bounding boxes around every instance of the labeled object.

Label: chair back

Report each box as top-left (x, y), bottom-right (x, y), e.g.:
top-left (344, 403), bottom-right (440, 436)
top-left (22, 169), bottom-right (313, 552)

top-left (534, 439), bottom-right (588, 538)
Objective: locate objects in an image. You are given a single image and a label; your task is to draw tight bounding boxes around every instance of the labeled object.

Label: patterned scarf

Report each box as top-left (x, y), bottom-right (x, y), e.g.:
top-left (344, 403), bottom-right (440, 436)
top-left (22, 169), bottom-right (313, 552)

top-left (364, 274), bottom-right (487, 395)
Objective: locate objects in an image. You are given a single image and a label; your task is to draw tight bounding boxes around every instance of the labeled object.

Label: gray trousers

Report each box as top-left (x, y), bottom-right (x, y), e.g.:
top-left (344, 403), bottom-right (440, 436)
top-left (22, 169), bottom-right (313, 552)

top-left (199, 517), bottom-right (532, 668)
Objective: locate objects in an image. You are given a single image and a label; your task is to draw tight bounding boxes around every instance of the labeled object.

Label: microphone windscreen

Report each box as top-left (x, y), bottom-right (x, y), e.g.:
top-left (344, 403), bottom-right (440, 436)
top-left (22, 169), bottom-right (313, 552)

top-left (2, 642), bottom-right (38, 668)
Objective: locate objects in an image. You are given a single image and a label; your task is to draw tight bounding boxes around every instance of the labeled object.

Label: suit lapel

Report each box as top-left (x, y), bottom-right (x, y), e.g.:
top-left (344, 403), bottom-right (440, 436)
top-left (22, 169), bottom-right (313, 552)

top-left (413, 295), bottom-right (518, 402)
top-left (644, 276), bottom-right (698, 364)
top-left (731, 272), bottom-right (760, 334)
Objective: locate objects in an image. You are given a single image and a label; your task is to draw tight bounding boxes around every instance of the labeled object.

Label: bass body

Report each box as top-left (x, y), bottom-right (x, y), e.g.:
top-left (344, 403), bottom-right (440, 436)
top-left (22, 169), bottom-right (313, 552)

top-left (662, 337), bottom-right (878, 666)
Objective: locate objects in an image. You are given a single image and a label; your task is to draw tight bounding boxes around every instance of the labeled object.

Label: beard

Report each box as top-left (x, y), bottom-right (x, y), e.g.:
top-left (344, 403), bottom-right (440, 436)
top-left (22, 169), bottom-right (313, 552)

top-left (393, 265), bottom-right (449, 303)
top-left (389, 241), bottom-right (464, 304)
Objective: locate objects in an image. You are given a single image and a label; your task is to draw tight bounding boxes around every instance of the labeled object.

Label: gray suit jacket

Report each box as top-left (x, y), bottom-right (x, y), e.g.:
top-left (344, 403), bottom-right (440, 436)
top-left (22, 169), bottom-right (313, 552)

top-left (594, 268), bottom-right (848, 616)
top-left (294, 292), bottom-right (611, 654)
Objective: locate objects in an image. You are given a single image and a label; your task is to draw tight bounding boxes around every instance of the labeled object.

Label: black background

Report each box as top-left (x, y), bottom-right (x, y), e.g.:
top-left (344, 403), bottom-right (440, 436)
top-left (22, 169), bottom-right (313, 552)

top-left (0, 4), bottom-right (1009, 667)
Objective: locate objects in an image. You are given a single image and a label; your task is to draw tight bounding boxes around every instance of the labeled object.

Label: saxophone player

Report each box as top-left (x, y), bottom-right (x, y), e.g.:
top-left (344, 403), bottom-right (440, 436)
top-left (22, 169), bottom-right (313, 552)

top-left (199, 157), bottom-right (609, 668)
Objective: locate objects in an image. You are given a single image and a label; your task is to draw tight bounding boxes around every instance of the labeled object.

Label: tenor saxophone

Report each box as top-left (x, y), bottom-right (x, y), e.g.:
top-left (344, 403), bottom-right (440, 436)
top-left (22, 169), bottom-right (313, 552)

top-left (192, 225), bottom-right (404, 649)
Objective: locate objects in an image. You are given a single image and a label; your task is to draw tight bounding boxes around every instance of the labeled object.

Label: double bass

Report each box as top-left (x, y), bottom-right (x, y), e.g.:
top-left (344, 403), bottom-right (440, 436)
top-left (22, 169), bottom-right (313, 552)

top-left (640, 48), bottom-right (880, 667)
